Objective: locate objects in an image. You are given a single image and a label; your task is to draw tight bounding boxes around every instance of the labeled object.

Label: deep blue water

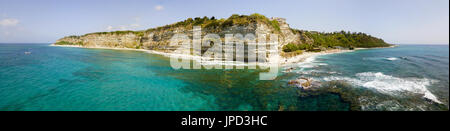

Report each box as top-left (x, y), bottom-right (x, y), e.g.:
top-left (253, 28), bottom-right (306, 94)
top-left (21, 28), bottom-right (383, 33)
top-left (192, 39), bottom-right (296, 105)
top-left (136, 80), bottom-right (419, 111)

top-left (0, 44), bottom-right (448, 111)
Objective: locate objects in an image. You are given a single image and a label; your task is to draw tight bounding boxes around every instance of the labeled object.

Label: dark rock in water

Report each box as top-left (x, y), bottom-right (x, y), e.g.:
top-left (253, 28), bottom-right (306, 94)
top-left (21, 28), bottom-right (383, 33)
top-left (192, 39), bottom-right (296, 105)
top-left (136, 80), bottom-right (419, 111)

top-left (283, 67), bottom-right (294, 73)
top-left (288, 77), bottom-right (313, 89)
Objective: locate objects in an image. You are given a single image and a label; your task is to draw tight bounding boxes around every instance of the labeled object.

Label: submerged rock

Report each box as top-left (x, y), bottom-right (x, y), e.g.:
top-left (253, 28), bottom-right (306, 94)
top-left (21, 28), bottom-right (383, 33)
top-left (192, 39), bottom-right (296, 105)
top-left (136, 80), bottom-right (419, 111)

top-left (283, 67), bottom-right (294, 73)
top-left (289, 77), bottom-right (313, 89)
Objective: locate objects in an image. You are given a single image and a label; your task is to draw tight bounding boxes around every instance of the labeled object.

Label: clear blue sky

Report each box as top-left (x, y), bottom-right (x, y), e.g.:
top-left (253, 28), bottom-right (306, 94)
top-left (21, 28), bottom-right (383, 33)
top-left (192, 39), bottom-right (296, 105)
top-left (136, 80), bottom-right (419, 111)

top-left (0, 0), bottom-right (448, 44)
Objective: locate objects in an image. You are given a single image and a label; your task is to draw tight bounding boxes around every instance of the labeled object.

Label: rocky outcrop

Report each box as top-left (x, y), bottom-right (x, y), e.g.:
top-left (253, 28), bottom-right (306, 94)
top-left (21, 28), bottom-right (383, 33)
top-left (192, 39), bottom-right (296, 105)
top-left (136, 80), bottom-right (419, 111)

top-left (270, 17), bottom-right (300, 47)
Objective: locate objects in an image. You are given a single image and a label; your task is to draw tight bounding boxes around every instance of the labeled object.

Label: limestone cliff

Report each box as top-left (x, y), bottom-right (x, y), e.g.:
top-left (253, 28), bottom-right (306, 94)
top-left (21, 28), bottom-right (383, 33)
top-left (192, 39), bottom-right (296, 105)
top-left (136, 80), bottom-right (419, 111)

top-left (54, 14), bottom-right (390, 61)
top-left (55, 14), bottom-right (301, 51)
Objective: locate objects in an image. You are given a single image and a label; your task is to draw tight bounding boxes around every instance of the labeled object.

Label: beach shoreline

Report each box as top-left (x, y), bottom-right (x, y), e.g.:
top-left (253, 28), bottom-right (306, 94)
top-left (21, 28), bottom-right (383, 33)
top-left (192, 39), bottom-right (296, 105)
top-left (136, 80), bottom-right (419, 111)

top-left (50, 44), bottom-right (251, 66)
top-left (50, 44), bottom-right (196, 59)
top-left (50, 44), bottom-right (389, 66)
top-left (280, 49), bottom-right (357, 66)
top-left (281, 45), bottom-right (397, 67)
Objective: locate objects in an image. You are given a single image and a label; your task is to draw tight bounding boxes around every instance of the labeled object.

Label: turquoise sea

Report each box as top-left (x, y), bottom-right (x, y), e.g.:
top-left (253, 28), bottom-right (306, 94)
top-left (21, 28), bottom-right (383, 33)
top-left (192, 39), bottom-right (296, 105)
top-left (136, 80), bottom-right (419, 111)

top-left (0, 44), bottom-right (448, 111)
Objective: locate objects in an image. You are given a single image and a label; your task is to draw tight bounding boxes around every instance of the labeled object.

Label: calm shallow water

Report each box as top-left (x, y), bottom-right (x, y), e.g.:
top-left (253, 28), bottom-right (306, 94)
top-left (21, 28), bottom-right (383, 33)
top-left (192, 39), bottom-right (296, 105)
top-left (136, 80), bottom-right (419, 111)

top-left (1, 44), bottom-right (335, 111)
top-left (0, 44), bottom-right (447, 111)
top-left (0, 44), bottom-right (213, 110)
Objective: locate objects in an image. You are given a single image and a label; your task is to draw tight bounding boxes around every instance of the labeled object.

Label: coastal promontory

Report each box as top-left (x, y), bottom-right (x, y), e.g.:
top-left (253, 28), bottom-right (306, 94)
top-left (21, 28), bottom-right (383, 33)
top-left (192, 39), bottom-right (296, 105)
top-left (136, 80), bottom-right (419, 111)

top-left (54, 13), bottom-right (391, 59)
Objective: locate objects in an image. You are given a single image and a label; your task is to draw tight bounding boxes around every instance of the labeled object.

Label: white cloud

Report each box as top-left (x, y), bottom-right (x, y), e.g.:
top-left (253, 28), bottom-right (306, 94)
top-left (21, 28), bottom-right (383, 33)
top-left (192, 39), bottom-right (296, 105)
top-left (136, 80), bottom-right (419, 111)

top-left (119, 26), bottom-right (127, 30)
top-left (105, 16), bottom-right (144, 32)
top-left (106, 25), bottom-right (114, 31)
top-left (130, 24), bottom-right (140, 28)
top-left (105, 24), bottom-right (142, 31)
top-left (3, 31), bottom-right (10, 36)
top-left (154, 5), bottom-right (164, 11)
top-left (0, 18), bottom-right (19, 27)
top-left (134, 17), bottom-right (141, 22)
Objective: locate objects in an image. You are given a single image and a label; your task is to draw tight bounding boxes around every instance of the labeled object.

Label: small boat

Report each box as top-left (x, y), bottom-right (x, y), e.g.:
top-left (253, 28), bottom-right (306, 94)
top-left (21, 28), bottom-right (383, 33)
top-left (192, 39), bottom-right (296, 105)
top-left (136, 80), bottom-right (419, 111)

top-left (24, 51), bottom-right (31, 54)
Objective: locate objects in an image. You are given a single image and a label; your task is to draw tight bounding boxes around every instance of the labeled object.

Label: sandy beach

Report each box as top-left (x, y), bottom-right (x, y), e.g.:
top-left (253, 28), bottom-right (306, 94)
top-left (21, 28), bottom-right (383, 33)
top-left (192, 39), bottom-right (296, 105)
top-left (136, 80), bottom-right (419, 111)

top-left (280, 44), bottom-right (398, 66)
top-left (280, 49), bottom-right (356, 66)
top-left (50, 44), bottom-right (386, 66)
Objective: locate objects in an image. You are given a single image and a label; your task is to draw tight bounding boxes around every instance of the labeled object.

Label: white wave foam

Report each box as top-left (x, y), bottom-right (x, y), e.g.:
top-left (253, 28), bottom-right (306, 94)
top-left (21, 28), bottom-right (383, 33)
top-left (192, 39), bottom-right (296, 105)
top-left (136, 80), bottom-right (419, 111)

top-left (295, 70), bottom-right (318, 75)
top-left (328, 71), bottom-right (338, 74)
top-left (199, 60), bottom-right (248, 66)
top-left (298, 64), bottom-right (315, 68)
top-left (297, 56), bottom-right (316, 66)
top-left (296, 56), bottom-right (326, 68)
top-left (323, 72), bottom-right (441, 103)
top-left (385, 57), bottom-right (398, 61)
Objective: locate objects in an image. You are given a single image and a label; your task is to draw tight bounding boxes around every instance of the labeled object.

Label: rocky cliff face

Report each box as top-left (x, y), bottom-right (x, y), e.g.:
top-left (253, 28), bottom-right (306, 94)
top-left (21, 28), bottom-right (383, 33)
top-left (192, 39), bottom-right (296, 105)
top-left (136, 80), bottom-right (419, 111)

top-left (55, 14), bottom-right (305, 62)
top-left (272, 17), bottom-right (301, 46)
top-left (57, 18), bottom-right (302, 46)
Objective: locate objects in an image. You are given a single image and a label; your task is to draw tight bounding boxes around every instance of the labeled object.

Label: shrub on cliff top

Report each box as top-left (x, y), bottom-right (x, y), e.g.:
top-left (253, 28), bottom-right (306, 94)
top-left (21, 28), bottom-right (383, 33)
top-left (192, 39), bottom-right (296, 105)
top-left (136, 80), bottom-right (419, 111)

top-left (55, 41), bottom-right (83, 46)
top-left (84, 14), bottom-right (282, 35)
top-left (283, 43), bottom-right (312, 52)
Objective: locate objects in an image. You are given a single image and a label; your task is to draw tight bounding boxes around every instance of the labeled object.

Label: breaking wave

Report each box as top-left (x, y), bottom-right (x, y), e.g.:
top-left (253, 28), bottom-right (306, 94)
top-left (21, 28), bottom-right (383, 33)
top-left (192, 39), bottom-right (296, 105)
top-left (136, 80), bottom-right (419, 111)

top-left (296, 56), bottom-right (328, 69)
top-left (385, 57), bottom-right (398, 61)
top-left (323, 72), bottom-right (441, 103)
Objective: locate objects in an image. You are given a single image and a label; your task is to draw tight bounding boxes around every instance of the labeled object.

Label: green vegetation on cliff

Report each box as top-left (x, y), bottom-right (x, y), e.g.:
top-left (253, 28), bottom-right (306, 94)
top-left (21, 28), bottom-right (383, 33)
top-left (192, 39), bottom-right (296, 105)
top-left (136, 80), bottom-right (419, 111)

top-left (283, 43), bottom-right (313, 52)
top-left (145, 13), bottom-right (281, 33)
top-left (283, 30), bottom-right (391, 52)
top-left (54, 41), bottom-right (83, 46)
top-left (69, 13), bottom-right (281, 38)
top-left (83, 30), bottom-right (145, 37)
